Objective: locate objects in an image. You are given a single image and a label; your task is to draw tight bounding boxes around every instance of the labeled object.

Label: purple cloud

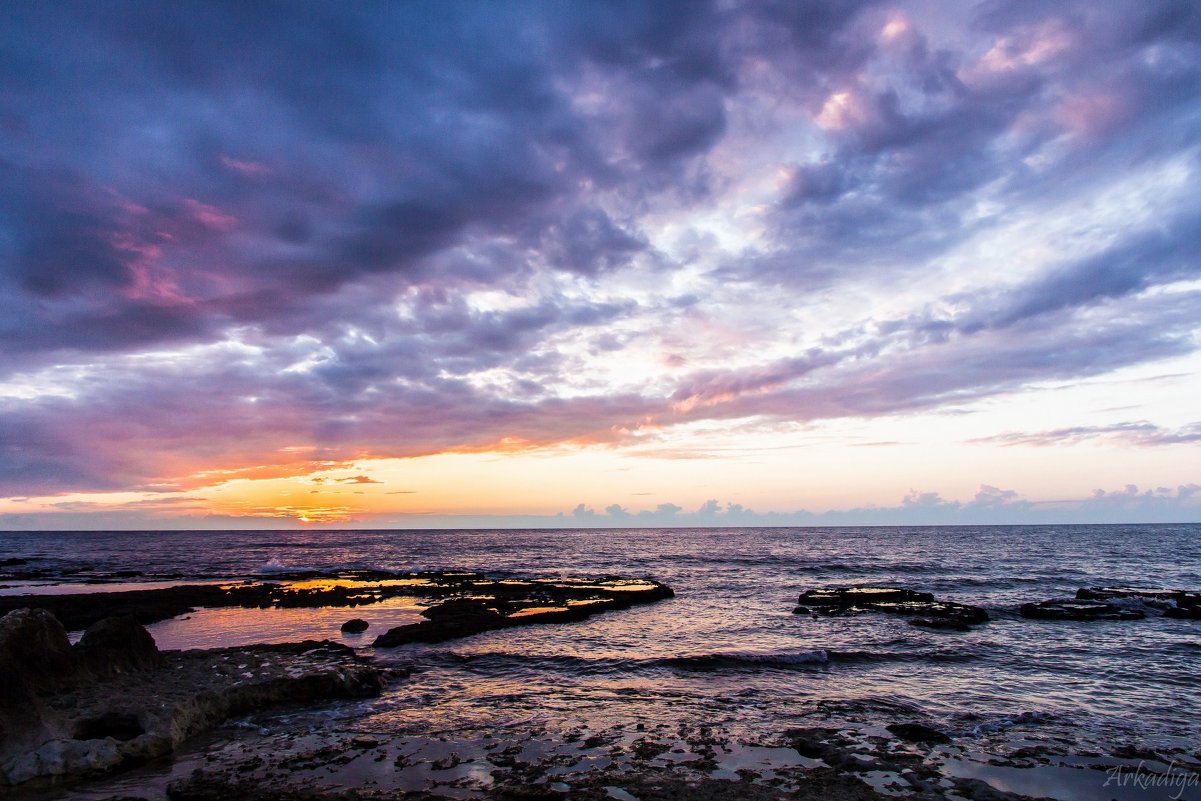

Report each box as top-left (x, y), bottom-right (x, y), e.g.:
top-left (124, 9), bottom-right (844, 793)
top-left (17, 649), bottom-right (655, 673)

top-left (1, 1), bottom-right (1199, 506)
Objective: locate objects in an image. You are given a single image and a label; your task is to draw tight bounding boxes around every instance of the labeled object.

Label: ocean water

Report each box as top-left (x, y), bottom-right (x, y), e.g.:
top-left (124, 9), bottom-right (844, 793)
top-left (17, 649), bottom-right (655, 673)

top-left (2, 525), bottom-right (1199, 798)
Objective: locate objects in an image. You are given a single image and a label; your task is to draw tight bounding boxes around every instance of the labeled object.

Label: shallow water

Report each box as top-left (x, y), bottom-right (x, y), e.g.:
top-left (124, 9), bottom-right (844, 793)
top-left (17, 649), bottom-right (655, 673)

top-left (3, 525), bottom-right (1199, 799)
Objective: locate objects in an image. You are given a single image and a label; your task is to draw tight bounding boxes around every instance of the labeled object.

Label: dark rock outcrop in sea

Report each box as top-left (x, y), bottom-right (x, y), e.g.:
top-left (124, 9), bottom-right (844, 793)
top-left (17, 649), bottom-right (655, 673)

top-left (792, 587), bottom-right (989, 630)
top-left (1018, 598), bottom-right (1145, 621)
top-left (0, 608), bottom-right (388, 788)
top-left (1076, 586), bottom-right (1201, 619)
top-left (339, 618), bottom-right (369, 633)
top-left (371, 577), bottom-right (675, 647)
top-left (886, 722), bottom-right (952, 744)
top-left (0, 570), bottom-right (675, 632)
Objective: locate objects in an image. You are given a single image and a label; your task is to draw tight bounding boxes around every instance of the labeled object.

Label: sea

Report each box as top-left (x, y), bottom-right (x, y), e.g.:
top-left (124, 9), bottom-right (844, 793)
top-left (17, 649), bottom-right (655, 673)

top-left (2, 524), bottom-right (1199, 800)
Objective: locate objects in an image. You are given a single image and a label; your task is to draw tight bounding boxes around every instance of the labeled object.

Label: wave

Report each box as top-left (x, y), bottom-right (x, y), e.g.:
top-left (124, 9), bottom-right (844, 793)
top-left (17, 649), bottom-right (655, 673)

top-left (257, 558), bottom-right (318, 575)
top-left (657, 649), bottom-right (831, 670)
top-left (421, 646), bottom-right (979, 676)
top-left (425, 650), bottom-right (639, 676)
top-left (956, 711), bottom-right (1052, 737)
top-left (660, 648), bottom-right (980, 671)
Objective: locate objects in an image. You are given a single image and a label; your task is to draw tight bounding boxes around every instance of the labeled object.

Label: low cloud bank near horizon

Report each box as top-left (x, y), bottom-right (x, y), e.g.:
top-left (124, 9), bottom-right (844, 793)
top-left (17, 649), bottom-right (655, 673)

top-left (2, 484), bottom-right (1197, 531)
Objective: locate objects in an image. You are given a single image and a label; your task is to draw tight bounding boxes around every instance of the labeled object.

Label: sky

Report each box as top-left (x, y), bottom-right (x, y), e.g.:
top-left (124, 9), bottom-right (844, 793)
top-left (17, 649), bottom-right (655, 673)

top-left (0, 0), bottom-right (1199, 530)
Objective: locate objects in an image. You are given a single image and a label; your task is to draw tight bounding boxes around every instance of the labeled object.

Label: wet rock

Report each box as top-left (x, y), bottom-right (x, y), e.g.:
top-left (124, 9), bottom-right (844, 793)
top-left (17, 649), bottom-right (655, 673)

top-left (793, 586), bottom-right (989, 629)
top-left (73, 711), bottom-right (145, 742)
top-left (0, 571), bottom-right (670, 633)
top-left (886, 722), bottom-right (951, 743)
top-left (798, 587), bottom-right (936, 606)
top-left (75, 615), bottom-right (166, 676)
top-left (0, 639), bottom-right (385, 787)
top-left (0, 609), bottom-right (79, 758)
top-left (0, 608), bottom-right (77, 691)
top-left (339, 618), bottom-right (369, 633)
top-left (1019, 598), bottom-right (1145, 621)
top-left (0, 653), bottom-right (50, 757)
top-left (1165, 598), bottom-right (1201, 619)
top-left (1076, 587), bottom-right (1201, 619)
top-left (372, 577), bottom-right (674, 647)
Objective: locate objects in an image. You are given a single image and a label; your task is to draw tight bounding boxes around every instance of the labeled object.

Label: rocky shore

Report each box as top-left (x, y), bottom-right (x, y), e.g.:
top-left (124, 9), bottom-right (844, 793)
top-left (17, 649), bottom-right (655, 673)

top-left (0, 572), bottom-right (674, 633)
top-left (0, 607), bottom-right (387, 789)
top-left (0, 571), bottom-right (676, 794)
top-left (138, 709), bottom-right (1197, 801)
top-left (3, 570), bottom-right (1200, 800)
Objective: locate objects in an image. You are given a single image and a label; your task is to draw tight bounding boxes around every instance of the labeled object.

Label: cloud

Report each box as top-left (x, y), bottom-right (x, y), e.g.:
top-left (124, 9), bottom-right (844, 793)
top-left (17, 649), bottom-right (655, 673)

top-left (0, 1), bottom-right (1198, 507)
top-left (971, 421), bottom-right (1201, 448)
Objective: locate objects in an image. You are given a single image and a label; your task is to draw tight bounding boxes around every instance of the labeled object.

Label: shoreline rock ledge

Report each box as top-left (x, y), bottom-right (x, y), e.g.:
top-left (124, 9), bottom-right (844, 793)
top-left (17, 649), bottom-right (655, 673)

top-left (372, 576), bottom-right (675, 647)
top-left (792, 587), bottom-right (989, 631)
top-left (0, 608), bottom-right (386, 789)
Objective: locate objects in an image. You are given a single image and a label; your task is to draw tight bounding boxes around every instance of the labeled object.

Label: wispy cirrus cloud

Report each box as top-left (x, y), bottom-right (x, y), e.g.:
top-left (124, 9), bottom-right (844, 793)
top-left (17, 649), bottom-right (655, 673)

top-left (971, 421), bottom-right (1201, 448)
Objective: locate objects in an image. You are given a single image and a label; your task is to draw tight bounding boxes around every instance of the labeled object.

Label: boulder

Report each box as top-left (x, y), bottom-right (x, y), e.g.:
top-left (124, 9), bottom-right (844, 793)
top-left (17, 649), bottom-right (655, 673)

top-left (0, 640), bottom-right (385, 787)
top-left (1019, 599), bottom-right (1145, 621)
top-left (75, 615), bottom-right (165, 676)
top-left (792, 587), bottom-right (989, 629)
top-left (0, 608), bottom-right (77, 691)
top-left (340, 618), bottom-right (369, 633)
top-left (886, 722), bottom-right (951, 744)
top-left (1076, 587), bottom-right (1201, 619)
top-left (0, 609), bottom-right (75, 758)
top-left (1164, 594), bottom-right (1201, 619)
top-left (0, 653), bottom-right (51, 756)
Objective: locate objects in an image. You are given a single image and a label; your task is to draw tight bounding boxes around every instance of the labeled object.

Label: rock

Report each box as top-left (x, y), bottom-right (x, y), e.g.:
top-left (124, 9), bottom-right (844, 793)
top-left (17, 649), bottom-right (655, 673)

top-left (0, 571), bottom-right (670, 632)
top-left (1164, 601), bottom-right (1201, 620)
top-left (75, 615), bottom-right (166, 676)
top-left (73, 711), bottom-right (145, 742)
top-left (1076, 587), bottom-right (1201, 619)
top-left (372, 577), bottom-right (674, 648)
top-left (0, 609), bottom-right (78, 762)
top-left (1077, 586), bottom-right (1178, 601)
top-left (886, 722), bottom-right (951, 744)
top-left (799, 587), bottom-right (936, 606)
top-left (340, 618), bottom-right (369, 633)
top-left (349, 734), bottom-right (379, 748)
top-left (0, 558), bottom-right (28, 567)
top-left (793, 587), bottom-right (989, 629)
top-left (0, 608), bottom-right (77, 691)
top-left (0, 639), bottom-right (386, 787)
top-left (1019, 599), bottom-right (1145, 621)
top-left (0, 653), bottom-right (51, 756)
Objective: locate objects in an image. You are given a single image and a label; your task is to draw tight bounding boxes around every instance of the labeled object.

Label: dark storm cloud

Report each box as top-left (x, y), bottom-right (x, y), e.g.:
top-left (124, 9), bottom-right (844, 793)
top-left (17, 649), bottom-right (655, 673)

top-left (0, 0), bottom-right (732, 374)
top-left (1, 0), bottom-right (1200, 501)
